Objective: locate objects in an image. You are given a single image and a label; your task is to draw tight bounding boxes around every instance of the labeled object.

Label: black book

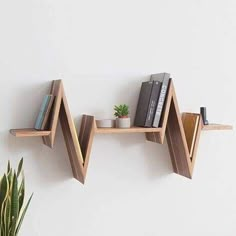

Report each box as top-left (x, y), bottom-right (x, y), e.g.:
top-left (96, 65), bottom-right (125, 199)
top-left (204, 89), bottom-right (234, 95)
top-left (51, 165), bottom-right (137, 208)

top-left (134, 81), bottom-right (162, 127)
top-left (150, 73), bottom-right (171, 127)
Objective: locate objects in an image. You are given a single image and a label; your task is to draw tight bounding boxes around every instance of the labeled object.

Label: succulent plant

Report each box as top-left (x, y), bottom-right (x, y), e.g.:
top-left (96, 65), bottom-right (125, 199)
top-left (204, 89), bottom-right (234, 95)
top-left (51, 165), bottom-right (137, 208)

top-left (0, 158), bottom-right (33, 236)
top-left (114, 104), bottom-right (129, 118)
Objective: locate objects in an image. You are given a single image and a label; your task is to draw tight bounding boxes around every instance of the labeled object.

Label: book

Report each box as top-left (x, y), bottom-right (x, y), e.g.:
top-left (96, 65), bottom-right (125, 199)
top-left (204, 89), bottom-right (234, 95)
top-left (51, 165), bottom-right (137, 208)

top-left (40, 95), bottom-right (55, 130)
top-left (145, 81), bottom-right (162, 127)
top-left (134, 81), bottom-right (153, 127)
top-left (134, 81), bottom-right (162, 127)
top-left (182, 113), bottom-right (200, 157)
top-left (150, 72), bottom-right (171, 127)
top-left (34, 95), bottom-right (53, 130)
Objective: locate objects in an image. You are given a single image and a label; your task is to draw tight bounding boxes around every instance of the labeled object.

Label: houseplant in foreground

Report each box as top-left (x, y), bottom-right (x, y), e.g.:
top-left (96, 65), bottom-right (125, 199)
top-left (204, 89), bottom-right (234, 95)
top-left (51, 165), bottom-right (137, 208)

top-left (0, 158), bottom-right (33, 236)
top-left (114, 104), bottom-right (130, 128)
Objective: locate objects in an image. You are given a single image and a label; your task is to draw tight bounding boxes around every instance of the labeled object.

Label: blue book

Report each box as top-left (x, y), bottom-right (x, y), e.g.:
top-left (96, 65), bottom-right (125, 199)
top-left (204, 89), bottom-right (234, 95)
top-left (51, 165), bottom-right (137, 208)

top-left (34, 95), bottom-right (53, 130)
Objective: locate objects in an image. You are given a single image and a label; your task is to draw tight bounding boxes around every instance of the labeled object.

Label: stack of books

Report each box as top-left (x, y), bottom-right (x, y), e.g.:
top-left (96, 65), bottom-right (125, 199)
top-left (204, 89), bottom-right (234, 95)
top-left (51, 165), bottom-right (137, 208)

top-left (34, 95), bottom-right (55, 130)
top-left (134, 72), bottom-right (170, 128)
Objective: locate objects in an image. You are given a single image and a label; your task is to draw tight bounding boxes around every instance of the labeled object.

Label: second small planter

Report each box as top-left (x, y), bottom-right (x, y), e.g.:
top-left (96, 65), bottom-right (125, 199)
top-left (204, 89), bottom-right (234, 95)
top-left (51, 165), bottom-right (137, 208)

top-left (116, 117), bottom-right (130, 129)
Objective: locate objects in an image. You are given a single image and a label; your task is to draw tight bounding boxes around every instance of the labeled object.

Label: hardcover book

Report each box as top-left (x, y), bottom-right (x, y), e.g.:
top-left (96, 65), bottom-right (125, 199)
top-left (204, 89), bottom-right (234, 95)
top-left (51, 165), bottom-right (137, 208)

top-left (150, 72), bottom-right (171, 127)
top-left (134, 81), bottom-right (153, 127)
top-left (145, 81), bottom-right (162, 127)
top-left (34, 95), bottom-right (53, 130)
top-left (134, 81), bottom-right (162, 127)
top-left (41, 95), bottom-right (55, 130)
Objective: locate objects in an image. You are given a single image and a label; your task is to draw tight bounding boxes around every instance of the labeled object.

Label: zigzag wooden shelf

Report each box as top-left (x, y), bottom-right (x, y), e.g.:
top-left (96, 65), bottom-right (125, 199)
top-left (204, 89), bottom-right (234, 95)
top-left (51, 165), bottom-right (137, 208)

top-left (10, 80), bottom-right (233, 184)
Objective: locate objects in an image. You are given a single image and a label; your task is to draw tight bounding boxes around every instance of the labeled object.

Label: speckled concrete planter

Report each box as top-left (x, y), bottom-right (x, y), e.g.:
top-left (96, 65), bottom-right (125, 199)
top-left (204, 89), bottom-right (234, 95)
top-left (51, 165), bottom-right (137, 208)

top-left (116, 117), bottom-right (130, 128)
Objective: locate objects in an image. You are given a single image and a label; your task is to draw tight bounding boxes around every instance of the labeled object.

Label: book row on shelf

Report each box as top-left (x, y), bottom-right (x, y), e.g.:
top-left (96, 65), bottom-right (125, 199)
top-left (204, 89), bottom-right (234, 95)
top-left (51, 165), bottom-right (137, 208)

top-left (134, 72), bottom-right (170, 128)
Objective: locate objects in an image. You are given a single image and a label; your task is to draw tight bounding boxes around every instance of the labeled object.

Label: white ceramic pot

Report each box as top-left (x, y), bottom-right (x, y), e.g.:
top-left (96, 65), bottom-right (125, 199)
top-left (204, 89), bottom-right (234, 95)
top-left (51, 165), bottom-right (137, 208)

top-left (96, 119), bottom-right (115, 128)
top-left (116, 117), bottom-right (130, 128)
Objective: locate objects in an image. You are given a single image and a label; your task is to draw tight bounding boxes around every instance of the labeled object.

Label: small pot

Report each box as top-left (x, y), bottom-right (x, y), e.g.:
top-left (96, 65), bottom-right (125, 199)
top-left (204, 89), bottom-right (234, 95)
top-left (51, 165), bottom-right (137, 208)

top-left (96, 119), bottom-right (115, 128)
top-left (116, 117), bottom-right (130, 128)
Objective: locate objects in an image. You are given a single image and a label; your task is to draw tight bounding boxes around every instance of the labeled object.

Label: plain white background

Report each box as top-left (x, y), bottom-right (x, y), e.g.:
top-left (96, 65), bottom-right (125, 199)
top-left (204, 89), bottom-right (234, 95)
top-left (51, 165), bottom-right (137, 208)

top-left (0, 0), bottom-right (236, 235)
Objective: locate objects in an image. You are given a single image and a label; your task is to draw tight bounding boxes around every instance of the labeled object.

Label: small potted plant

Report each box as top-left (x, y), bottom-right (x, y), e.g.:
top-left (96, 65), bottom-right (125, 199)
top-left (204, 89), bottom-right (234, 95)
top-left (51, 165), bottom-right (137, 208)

top-left (0, 158), bottom-right (33, 236)
top-left (114, 104), bottom-right (130, 128)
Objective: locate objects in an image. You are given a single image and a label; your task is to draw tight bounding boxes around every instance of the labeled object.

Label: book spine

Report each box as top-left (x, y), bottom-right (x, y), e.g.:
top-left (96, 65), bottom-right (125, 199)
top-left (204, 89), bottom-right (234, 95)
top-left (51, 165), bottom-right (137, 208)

top-left (152, 74), bottom-right (170, 127)
top-left (134, 81), bottom-right (153, 127)
top-left (40, 96), bottom-right (55, 130)
top-left (34, 96), bottom-right (51, 130)
top-left (144, 81), bottom-right (162, 127)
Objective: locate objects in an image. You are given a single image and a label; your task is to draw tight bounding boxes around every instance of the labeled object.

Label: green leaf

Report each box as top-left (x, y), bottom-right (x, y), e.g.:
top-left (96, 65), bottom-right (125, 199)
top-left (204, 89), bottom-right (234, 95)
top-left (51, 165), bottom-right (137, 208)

top-left (17, 158), bottom-right (23, 178)
top-left (4, 197), bottom-right (11, 236)
top-left (10, 173), bottom-right (19, 236)
top-left (7, 161), bottom-right (11, 174)
top-left (18, 177), bottom-right (25, 215)
top-left (0, 175), bottom-right (9, 218)
top-left (15, 194), bottom-right (33, 236)
top-left (0, 175), bottom-right (9, 236)
top-left (7, 169), bottom-right (13, 191)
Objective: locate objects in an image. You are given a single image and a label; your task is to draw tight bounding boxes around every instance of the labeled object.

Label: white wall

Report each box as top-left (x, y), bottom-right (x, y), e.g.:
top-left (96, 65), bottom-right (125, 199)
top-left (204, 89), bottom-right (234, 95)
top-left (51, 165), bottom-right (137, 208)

top-left (0, 0), bottom-right (236, 235)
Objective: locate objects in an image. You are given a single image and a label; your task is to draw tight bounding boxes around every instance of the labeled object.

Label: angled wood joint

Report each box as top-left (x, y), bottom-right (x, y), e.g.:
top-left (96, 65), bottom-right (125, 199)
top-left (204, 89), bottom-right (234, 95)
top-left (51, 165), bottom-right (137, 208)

top-left (10, 79), bottom-right (233, 184)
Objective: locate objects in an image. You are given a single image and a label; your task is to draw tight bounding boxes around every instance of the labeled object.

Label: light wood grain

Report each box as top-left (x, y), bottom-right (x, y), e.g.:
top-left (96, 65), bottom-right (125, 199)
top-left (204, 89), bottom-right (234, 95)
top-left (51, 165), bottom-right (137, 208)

top-left (59, 85), bottom-right (85, 183)
top-left (165, 84), bottom-right (192, 178)
top-left (79, 115), bottom-right (95, 178)
top-left (189, 115), bottom-right (202, 173)
top-left (182, 113), bottom-right (200, 157)
top-left (43, 80), bottom-right (62, 148)
top-left (9, 79), bottom-right (233, 184)
top-left (96, 127), bottom-right (162, 134)
top-left (10, 129), bottom-right (51, 137)
top-left (202, 124), bottom-right (233, 130)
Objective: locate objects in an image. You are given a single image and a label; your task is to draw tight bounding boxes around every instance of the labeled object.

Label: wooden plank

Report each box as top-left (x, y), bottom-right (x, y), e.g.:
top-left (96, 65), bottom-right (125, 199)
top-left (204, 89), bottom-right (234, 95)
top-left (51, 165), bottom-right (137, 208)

top-left (10, 79), bottom-right (233, 184)
top-left (182, 113), bottom-right (200, 157)
top-left (59, 85), bottom-right (85, 183)
top-left (79, 115), bottom-right (95, 177)
top-left (202, 124), bottom-right (233, 130)
top-left (166, 88), bottom-right (192, 178)
top-left (189, 116), bottom-right (202, 174)
top-left (95, 127), bottom-right (162, 134)
top-left (43, 80), bottom-right (62, 148)
top-left (145, 132), bottom-right (162, 144)
top-left (10, 129), bottom-right (51, 137)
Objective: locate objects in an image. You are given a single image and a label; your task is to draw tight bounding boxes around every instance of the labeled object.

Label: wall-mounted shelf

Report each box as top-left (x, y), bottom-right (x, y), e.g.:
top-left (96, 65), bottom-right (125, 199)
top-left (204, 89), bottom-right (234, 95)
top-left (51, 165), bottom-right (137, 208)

top-left (10, 79), bottom-right (233, 184)
top-left (95, 127), bottom-right (162, 134)
top-left (202, 124), bottom-right (233, 131)
top-left (10, 129), bottom-right (51, 137)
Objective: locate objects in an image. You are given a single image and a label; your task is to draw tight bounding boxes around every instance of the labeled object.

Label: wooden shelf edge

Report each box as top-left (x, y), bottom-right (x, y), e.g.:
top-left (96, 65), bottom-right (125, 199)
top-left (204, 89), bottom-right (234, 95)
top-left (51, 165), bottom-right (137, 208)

top-left (95, 126), bottom-right (162, 134)
top-left (10, 129), bottom-right (51, 137)
top-left (202, 124), bottom-right (233, 131)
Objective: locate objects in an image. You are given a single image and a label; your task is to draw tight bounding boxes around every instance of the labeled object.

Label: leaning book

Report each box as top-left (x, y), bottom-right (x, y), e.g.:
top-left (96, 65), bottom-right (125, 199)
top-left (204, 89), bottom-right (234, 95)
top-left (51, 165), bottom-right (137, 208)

top-left (34, 95), bottom-right (54, 130)
top-left (150, 72), bottom-right (171, 127)
top-left (134, 81), bottom-right (161, 127)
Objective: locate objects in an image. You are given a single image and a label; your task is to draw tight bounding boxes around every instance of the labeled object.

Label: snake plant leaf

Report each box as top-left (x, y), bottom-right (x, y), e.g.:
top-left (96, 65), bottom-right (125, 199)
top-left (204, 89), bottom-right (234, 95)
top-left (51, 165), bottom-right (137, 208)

top-left (18, 177), bottom-right (25, 214)
top-left (7, 168), bottom-right (13, 190)
top-left (10, 173), bottom-right (19, 236)
top-left (0, 175), bottom-right (9, 218)
top-left (15, 193), bottom-right (33, 236)
top-left (17, 159), bottom-right (23, 178)
top-left (7, 161), bottom-right (11, 174)
top-left (0, 175), bottom-right (9, 236)
top-left (4, 197), bottom-right (11, 236)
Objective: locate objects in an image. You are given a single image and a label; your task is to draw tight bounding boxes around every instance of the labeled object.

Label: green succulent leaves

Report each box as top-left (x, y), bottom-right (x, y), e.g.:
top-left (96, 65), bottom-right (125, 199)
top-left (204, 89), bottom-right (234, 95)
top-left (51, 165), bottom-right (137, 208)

top-left (0, 158), bottom-right (32, 236)
top-left (114, 104), bottom-right (129, 118)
